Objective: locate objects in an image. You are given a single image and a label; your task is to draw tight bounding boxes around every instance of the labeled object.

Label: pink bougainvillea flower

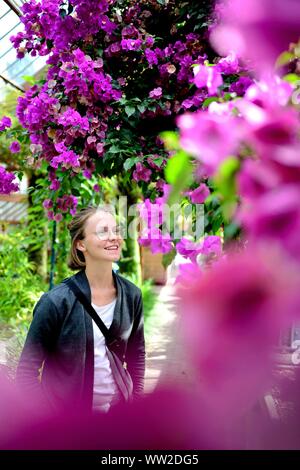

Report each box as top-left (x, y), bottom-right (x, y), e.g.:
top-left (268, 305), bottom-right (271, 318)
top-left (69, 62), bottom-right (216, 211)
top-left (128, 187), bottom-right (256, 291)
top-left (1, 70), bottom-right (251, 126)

top-left (237, 158), bottom-right (281, 199)
top-left (145, 48), bottom-right (158, 67)
top-left (176, 236), bottom-right (222, 263)
top-left (121, 38), bottom-right (142, 51)
top-left (177, 247), bottom-right (300, 418)
top-left (210, 0), bottom-right (300, 74)
top-left (9, 141), bottom-right (21, 153)
top-left (176, 237), bottom-right (203, 261)
top-left (149, 87), bottom-right (163, 99)
top-left (149, 229), bottom-right (174, 254)
top-left (177, 111), bottom-right (240, 175)
top-left (50, 150), bottom-right (81, 170)
top-left (193, 64), bottom-right (223, 95)
top-left (0, 166), bottom-right (19, 194)
top-left (49, 179), bottom-right (60, 191)
top-left (132, 162), bottom-right (152, 183)
top-left (175, 262), bottom-right (203, 288)
top-left (266, 144), bottom-right (300, 184)
top-left (200, 235), bottom-right (222, 258)
top-left (217, 51), bottom-right (240, 75)
top-left (0, 116), bottom-right (12, 131)
top-left (186, 183), bottom-right (210, 204)
top-left (83, 169), bottom-right (92, 179)
top-left (245, 76), bottom-right (293, 109)
top-left (237, 184), bottom-right (300, 260)
top-left (236, 100), bottom-right (299, 152)
top-left (42, 199), bottom-right (53, 210)
top-left (0, 370), bottom-right (226, 450)
top-left (229, 76), bottom-right (253, 96)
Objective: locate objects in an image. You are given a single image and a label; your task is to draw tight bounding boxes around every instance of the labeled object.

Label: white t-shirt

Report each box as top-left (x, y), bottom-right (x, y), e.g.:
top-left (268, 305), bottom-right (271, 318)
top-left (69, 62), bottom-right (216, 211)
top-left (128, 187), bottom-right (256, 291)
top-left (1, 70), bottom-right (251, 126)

top-left (92, 298), bottom-right (120, 413)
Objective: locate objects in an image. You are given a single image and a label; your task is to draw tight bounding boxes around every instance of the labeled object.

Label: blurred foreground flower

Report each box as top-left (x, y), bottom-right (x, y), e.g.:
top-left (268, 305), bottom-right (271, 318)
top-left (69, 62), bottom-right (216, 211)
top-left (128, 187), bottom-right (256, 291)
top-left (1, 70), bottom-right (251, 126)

top-left (211, 0), bottom-right (300, 74)
top-left (177, 247), bottom-right (300, 419)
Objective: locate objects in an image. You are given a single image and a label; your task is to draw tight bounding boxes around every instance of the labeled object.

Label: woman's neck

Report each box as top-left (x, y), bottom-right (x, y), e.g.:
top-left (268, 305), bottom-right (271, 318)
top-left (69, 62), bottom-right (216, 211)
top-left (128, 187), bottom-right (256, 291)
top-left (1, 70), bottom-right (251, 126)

top-left (85, 262), bottom-right (114, 290)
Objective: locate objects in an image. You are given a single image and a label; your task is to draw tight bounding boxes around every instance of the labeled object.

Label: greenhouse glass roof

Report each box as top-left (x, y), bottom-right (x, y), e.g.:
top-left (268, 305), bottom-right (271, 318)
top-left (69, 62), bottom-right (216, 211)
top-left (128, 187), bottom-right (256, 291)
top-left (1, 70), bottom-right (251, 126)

top-left (0, 0), bottom-right (46, 98)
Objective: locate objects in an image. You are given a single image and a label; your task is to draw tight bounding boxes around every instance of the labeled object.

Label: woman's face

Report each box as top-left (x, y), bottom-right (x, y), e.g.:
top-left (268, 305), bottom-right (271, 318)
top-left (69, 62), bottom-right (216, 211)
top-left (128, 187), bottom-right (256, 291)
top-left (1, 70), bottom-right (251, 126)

top-left (76, 211), bottom-right (123, 264)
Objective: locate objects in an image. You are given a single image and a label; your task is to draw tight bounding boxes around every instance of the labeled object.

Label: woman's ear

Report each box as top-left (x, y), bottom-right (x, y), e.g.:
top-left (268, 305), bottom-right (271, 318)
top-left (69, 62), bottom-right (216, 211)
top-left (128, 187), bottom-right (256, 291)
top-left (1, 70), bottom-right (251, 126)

top-left (76, 239), bottom-right (86, 253)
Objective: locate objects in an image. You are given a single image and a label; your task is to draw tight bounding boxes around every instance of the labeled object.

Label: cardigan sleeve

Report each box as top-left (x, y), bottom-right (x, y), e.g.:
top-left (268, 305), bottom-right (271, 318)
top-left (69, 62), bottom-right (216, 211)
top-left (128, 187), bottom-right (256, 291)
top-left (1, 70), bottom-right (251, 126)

top-left (16, 292), bottom-right (60, 404)
top-left (126, 289), bottom-right (146, 398)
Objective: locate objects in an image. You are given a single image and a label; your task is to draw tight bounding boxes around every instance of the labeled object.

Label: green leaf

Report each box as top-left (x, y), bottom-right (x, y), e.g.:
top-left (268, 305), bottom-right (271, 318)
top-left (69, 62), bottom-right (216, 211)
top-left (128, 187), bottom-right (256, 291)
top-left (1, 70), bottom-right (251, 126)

top-left (16, 171), bottom-right (24, 181)
top-left (165, 151), bottom-right (193, 205)
top-left (22, 75), bottom-right (36, 86)
top-left (137, 104), bottom-right (146, 114)
top-left (276, 51), bottom-right (294, 67)
top-left (152, 157), bottom-right (164, 166)
top-left (202, 97), bottom-right (219, 108)
top-left (224, 222), bottom-right (240, 241)
top-left (46, 39), bottom-right (53, 49)
top-left (124, 157), bottom-right (140, 171)
top-left (107, 145), bottom-right (121, 154)
top-left (165, 151), bottom-right (191, 185)
top-left (162, 249), bottom-right (177, 269)
top-left (283, 73), bottom-right (300, 84)
top-left (125, 106), bottom-right (136, 117)
top-left (214, 157), bottom-right (240, 220)
top-left (70, 178), bottom-right (82, 190)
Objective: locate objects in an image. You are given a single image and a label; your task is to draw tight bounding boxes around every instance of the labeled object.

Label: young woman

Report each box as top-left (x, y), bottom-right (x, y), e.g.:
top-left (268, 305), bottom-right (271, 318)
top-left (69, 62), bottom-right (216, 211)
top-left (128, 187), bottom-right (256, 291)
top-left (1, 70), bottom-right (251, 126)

top-left (16, 205), bottom-right (145, 414)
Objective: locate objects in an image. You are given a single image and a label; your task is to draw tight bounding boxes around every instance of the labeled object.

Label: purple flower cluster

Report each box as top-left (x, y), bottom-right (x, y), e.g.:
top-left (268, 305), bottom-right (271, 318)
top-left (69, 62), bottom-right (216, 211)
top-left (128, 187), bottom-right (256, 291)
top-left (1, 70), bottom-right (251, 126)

top-left (50, 150), bottom-right (80, 170)
top-left (0, 116), bottom-right (12, 132)
top-left (57, 108), bottom-right (89, 134)
top-left (132, 163), bottom-right (152, 183)
top-left (45, 194), bottom-right (78, 221)
top-left (0, 166), bottom-right (19, 194)
top-left (9, 141), bottom-right (21, 154)
top-left (8, 0), bottom-right (220, 217)
top-left (10, 0), bottom-right (116, 57)
top-left (176, 236), bottom-right (222, 263)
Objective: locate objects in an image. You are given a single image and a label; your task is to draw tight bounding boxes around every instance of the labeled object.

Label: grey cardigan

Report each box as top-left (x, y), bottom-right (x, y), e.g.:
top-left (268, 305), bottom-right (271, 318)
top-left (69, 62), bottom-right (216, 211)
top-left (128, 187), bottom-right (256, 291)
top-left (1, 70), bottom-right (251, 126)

top-left (16, 269), bottom-right (145, 412)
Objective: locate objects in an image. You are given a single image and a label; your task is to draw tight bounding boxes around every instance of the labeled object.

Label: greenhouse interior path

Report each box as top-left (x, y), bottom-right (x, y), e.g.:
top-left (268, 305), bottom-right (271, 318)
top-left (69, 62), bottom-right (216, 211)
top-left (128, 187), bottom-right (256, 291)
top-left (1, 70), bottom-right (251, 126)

top-left (144, 279), bottom-right (195, 395)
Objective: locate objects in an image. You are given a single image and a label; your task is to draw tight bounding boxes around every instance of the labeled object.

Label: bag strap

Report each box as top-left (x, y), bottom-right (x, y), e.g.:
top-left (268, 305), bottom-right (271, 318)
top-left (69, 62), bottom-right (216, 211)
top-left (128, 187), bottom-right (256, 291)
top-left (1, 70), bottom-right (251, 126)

top-left (64, 278), bottom-right (118, 347)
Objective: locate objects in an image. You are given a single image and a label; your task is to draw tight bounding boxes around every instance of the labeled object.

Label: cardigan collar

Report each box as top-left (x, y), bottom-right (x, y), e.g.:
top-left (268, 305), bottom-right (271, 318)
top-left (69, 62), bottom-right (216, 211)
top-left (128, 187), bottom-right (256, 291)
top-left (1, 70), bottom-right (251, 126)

top-left (73, 268), bottom-right (123, 336)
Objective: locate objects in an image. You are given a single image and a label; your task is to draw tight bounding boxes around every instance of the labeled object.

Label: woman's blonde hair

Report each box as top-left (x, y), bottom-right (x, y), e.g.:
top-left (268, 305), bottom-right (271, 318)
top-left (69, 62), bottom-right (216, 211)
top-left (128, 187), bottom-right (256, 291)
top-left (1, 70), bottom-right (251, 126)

top-left (67, 204), bottom-right (116, 270)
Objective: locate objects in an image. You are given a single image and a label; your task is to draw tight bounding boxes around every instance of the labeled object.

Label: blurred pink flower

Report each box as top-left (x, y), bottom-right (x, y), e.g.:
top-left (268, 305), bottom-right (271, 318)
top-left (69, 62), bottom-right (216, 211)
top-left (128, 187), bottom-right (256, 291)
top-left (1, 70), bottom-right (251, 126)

top-left (200, 235), bottom-right (222, 257)
top-left (177, 111), bottom-right (240, 175)
top-left (0, 372), bottom-right (225, 450)
top-left (210, 0), bottom-right (300, 74)
top-left (237, 184), bottom-right (300, 260)
top-left (177, 247), bottom-right (300, 418)
top-left (237, 100), bottom-right (299, 152)
top-left (245, 76), bottom-right (293, 109)
top-left (237, 159), bottom-right (281, 199)
top-left (175, 262), bottom-right (203, 288)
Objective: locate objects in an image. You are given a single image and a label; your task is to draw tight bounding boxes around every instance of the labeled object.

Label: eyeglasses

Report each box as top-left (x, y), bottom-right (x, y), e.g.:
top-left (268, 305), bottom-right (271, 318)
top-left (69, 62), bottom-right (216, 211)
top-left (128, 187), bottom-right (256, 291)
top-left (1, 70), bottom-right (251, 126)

top-left (93, 225), bottom-right (123, 240)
